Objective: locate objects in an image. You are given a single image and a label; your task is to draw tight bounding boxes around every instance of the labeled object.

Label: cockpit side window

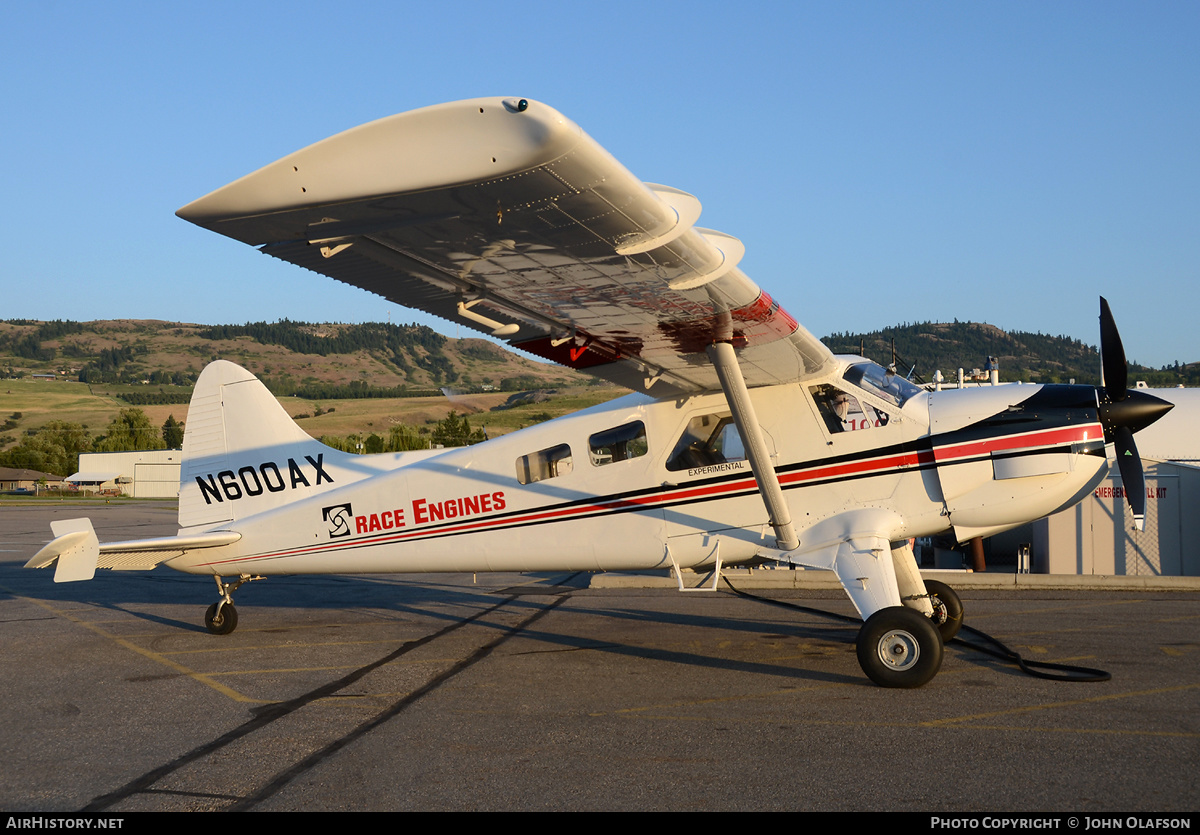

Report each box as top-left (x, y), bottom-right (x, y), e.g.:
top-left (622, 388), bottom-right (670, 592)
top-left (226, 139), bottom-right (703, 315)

top-left (811, 384), bottom-right (892, 433)
top-left (589, 421), bottom-right (648, 466)
top-left (665, 413), bottom-right (746, 472)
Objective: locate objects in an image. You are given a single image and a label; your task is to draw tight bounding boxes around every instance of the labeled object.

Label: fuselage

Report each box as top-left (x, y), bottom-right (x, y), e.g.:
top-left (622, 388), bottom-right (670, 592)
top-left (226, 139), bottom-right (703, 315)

top-left (165, 357), bottom-right (1111, 578)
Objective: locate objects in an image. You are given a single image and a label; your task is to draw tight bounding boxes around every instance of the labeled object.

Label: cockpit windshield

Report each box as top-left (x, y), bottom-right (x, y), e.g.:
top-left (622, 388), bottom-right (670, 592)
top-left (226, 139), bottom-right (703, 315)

top-left (842, 362), bottom-right (922, 408)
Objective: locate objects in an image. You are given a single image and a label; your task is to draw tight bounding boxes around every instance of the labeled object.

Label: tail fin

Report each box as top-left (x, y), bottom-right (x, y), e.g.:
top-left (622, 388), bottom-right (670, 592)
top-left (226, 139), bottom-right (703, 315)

top-left (179, 361), bottom-right (366, 529)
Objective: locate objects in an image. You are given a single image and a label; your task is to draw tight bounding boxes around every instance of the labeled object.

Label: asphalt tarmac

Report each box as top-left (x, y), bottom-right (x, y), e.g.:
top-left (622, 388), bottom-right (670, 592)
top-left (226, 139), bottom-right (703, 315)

top-left (2, 501), bottom-right (1197, 812)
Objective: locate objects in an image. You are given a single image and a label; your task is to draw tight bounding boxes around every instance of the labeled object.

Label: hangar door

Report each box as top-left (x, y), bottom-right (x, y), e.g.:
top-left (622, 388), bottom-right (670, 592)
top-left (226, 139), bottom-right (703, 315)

top-left (133, 463), bottom-right (180, 498)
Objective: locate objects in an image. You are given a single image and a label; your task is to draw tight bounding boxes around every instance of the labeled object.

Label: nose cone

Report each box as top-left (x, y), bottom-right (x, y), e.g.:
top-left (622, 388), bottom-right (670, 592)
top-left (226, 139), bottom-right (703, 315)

top-left (1098, 389), bottom-right (1174, 437)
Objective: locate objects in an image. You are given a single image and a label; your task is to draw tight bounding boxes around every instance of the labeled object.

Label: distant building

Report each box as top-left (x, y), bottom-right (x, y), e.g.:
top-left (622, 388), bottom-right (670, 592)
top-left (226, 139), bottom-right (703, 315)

top-left (73, 450), bottom-right (182, 498)
top-left (0, 467), bottom-right (64, 493)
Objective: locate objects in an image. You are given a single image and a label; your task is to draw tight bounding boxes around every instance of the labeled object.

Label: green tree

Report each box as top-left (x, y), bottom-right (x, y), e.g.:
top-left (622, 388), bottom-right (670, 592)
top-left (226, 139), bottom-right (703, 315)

top-left (431, 411), bottom-right (486, 447)
top-left (386, 424), bottom-right (427, 451)
top-left (94, 409), bottom-right (166, 452)
top-left (161, 414), bottom-right (184, 448)
top-left (500, 375), bottom-right (540, 392)
top-left (0, 421), bottom-right (92, 475)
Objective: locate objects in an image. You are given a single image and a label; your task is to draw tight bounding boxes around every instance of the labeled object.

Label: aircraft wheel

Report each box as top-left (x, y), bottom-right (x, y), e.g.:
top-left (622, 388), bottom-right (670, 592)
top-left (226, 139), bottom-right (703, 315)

top-left (924, 579), bottom-right (963, 642)
top-left (856, 606), bottom-right (942, 688)
top-left (205, 602), bottom-right (238, 635)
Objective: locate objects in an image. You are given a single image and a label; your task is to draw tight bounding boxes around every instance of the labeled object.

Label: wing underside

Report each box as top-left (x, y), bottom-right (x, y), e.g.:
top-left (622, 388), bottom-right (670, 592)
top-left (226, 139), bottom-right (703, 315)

top-left (178, 98), bottom-right (834, 395)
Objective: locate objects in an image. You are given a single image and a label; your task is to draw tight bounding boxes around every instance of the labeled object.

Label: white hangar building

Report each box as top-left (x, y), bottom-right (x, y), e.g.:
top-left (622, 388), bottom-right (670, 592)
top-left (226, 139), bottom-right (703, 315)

top-left (74, 450), bottom-right (183, 498)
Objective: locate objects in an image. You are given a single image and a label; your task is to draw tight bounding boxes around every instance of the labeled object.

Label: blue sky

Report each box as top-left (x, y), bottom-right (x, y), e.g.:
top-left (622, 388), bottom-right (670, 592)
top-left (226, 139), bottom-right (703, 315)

top-left (3, 1), bottom-right (1197, 368)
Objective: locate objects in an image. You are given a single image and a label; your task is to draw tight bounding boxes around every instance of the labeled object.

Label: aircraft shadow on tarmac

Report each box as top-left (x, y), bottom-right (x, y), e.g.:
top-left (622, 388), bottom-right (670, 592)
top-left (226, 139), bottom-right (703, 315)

top-left (4, 560), bottom-right (1029, 684)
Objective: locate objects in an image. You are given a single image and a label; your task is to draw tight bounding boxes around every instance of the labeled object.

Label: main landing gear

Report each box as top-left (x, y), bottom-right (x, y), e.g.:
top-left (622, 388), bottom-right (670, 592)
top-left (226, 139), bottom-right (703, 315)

top-left (856, 607), bottom-right (943, 688)
top-left (923, 579), bottom-right (963, 642)
top-left (204, 574), bottom-right (262, 635)
top-left (854, 580), bottom-right (964, 688)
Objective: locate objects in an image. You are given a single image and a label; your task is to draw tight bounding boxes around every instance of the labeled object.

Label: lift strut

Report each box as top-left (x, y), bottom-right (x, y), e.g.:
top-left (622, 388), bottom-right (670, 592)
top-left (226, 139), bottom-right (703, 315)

top-left (706, 341), bottom-right (798, 551)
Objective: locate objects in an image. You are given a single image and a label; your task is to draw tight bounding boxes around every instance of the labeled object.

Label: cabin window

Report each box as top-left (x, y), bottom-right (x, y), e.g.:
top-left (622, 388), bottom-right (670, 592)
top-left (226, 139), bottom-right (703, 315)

top-left (516, 444), bottom-right (573, 485)
top-left (589, 421), bottom-right (648, 466)
top-left (666, 413), bottom-right (746, 472)
top-left (811, 384), bottom-right (892, 433)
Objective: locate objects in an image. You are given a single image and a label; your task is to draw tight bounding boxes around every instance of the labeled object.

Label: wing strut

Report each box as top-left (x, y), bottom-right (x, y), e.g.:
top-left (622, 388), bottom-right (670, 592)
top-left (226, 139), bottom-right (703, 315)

top-left (706, 341), bottom-right (799, 550)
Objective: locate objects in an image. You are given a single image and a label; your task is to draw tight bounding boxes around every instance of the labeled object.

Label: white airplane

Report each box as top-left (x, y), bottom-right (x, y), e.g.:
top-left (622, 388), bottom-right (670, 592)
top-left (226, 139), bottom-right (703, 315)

top-left (27, 98), bottom-right (1172, 687)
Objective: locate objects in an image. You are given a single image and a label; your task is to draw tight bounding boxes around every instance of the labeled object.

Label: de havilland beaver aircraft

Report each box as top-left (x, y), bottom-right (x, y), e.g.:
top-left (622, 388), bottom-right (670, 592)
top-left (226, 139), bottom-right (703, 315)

top-left (28, 98), bottom-right (1172, 687)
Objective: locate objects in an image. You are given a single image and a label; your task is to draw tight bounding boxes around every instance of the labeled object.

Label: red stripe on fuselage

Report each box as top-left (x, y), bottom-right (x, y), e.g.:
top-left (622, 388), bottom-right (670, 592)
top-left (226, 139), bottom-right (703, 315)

top-left (932, 424), bottom-right (1100, 464)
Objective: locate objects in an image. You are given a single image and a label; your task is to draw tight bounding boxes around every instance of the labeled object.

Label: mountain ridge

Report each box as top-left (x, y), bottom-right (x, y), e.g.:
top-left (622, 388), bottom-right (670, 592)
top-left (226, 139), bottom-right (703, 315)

top-left (823, 319), bottom-right (1198, 387)
top-left (2, 317), bottom-right (1196, 390)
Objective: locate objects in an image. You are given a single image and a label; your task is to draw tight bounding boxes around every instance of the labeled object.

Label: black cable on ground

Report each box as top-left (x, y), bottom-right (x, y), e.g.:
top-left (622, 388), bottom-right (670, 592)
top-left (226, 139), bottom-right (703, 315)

top-left (721, 576), bottom-right (1111, 683)
top-left (951, 623), bottom-right (1110, 682)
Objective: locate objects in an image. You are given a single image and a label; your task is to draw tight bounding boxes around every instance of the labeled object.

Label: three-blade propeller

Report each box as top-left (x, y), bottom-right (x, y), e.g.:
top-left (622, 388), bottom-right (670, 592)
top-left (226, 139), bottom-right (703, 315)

top-left (1097, 297), bottom-right (1173, 531)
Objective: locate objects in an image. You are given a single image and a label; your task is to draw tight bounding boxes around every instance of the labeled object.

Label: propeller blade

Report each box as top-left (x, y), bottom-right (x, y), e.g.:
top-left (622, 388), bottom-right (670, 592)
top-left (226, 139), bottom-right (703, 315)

top-left (1113, 426), bottom-right (1146, 531)
top-left (1096, 297), bottom-right (1173, 532)
top-left (1098, 297), bottom-right (1127, 399)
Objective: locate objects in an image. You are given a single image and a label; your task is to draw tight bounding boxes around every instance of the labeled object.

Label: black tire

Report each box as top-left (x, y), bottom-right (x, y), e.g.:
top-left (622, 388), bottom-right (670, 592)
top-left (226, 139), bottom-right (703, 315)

top-left (856, 606), bottom-right (943, 688)
top-left (205, 601), bottom-right (238, 635)
top-left (924, 579), bottom-right (964, 642)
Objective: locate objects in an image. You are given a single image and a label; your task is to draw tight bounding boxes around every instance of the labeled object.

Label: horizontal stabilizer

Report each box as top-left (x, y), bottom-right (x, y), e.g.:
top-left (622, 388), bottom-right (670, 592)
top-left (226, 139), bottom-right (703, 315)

top-left (26, 518), bottom-right (240, 582)
top-left (27, 519), bottom-right (100, 582)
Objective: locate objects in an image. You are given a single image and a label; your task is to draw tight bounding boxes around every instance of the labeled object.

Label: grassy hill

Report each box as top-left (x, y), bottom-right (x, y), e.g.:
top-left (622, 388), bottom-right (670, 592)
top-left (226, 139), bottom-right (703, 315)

top-left (0, 375), bottom-right (618, 447)
top-left (3, 316), bottom-right (1195, 473)
top-left (0, 319), bottom-right (624, 467)
top-left (0, 318), bottom-right (584, 391)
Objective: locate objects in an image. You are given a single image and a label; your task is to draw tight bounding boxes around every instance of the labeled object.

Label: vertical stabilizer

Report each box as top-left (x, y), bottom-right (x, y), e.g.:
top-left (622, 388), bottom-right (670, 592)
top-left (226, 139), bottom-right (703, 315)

top-left (179, 361), bottom-right (363, 529)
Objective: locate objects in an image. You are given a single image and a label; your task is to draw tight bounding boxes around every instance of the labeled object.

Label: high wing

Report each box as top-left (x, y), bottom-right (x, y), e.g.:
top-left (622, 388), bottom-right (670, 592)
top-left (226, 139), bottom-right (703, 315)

top-left (177, 97), bottom-right (834, 396)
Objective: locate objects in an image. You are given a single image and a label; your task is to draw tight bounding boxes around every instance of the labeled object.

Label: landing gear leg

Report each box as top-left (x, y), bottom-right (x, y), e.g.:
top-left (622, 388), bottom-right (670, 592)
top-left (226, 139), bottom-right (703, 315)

top-left (892, 540), bottom-right (963, 641)
top-left (892, 540), bottom-right (933, 617)
top-left (856, 606), bottom-right (943, 688)
top-left (204, 574), bottom-right (261, 635)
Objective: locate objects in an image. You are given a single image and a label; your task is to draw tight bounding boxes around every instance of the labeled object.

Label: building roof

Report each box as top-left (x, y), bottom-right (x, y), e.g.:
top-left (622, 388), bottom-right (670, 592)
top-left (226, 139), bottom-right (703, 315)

top-left (0, 467), bottom-right (65, 483)
top-left (64, 472), bottom-right (123, 484)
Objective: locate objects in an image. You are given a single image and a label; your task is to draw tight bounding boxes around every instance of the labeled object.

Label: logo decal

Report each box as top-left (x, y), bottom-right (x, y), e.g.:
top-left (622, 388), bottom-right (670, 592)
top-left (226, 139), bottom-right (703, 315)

top-left (322, 503), bottom-right (354, 538)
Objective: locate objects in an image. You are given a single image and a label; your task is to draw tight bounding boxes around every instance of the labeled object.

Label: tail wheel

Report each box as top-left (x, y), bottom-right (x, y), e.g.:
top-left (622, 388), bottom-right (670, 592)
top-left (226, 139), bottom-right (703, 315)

top-left (205, 601), bottom-right (238, 635)
top-left (924, 579), bottom-right (964, 642)
top-left (856, 606), bottom-right (943, 688)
